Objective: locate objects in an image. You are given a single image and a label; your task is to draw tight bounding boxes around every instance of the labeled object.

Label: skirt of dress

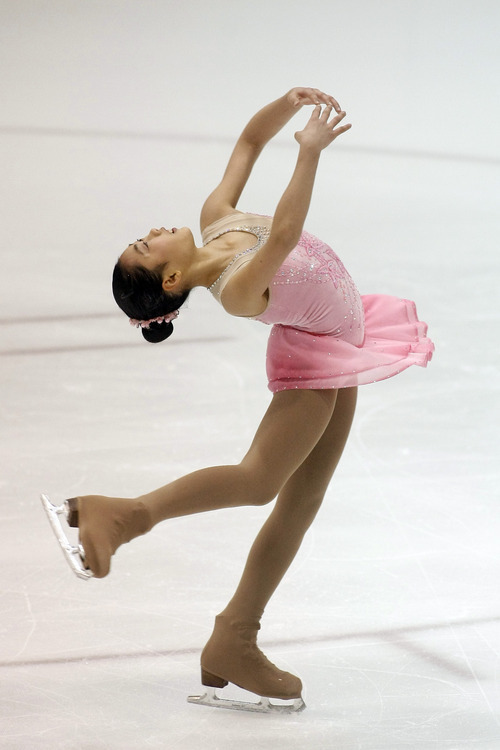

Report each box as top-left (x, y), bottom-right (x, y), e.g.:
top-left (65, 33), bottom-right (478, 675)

top-left (265, 294), bottom-right (435, 392)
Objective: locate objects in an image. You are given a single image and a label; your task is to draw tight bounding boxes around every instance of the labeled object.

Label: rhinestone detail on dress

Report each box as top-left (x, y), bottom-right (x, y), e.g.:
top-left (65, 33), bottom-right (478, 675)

top-left (206, 225), bottom-right (271, 296)
top-left (275, 231), bottom-right (353, 287)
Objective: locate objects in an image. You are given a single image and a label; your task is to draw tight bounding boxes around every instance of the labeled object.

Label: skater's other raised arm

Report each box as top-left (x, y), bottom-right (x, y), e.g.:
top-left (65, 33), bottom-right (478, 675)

top-left (200, 88), bottom-right (341, 232)
top-left (220, 104), bottom-right (352, 317)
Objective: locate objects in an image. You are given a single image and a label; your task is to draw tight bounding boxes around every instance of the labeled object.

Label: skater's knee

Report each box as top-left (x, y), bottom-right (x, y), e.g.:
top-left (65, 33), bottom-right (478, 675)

top-left (246, 479), bottom-right (277, 507)
top-left (236, 465), bottom-right (278, 507)
top-left (250, 491), bottom-right (276, 507)
top-left (278, 480), bottom-right (327, 520)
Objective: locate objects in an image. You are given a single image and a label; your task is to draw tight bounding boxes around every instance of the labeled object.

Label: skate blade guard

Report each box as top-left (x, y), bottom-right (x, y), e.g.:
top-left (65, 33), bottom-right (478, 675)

top-left (187, 687), bottom-right (305, 714)
top-left (40, 494), bottom-right (93, 580)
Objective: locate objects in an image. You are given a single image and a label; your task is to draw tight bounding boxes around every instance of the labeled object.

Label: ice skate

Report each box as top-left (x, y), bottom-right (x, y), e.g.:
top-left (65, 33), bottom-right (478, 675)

top-left (187, 686), bottom-right (305, 714)
top-left (40, 493), bottom-right (151, 579)
top-left (187, 615), bottom-right (305, 713)
top-left (40, 494), bottom-right (93, 579)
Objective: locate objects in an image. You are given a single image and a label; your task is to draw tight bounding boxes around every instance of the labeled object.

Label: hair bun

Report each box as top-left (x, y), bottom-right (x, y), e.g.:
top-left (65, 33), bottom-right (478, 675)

top-left (141, 320), bottom-right (174, 343)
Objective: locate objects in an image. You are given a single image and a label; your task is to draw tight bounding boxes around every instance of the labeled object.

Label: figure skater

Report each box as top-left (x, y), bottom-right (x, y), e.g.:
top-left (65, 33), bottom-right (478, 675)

top-left (42, 87), bottom-right (434, 712)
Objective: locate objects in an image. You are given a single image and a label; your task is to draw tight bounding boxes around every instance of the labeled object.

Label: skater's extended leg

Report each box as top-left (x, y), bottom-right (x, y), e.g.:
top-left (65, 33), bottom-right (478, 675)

top-left (200, 387), bottom-right (357, 696)
top-left (141, 388), bottom-right (337, 523)
top-left (72, 389), bottom-right (337, 577)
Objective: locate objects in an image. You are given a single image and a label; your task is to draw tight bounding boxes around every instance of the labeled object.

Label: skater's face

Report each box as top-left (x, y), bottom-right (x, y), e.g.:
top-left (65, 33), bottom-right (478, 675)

top-left (120, 226), bottom-right (195, 274)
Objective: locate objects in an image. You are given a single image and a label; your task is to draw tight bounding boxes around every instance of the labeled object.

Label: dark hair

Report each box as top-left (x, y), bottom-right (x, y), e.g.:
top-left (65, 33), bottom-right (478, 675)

top-left (112, 261), bottom-right (189, 343)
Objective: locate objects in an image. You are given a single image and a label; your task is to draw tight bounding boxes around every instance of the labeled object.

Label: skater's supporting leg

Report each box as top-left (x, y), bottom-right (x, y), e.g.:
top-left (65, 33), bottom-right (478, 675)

top-left (200, 388), bottom-right (357, 695)
top-left (221, 387), bottom-right (357, 619)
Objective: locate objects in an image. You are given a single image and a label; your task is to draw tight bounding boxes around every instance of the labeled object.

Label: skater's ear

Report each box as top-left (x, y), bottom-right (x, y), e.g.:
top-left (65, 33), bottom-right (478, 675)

top-left (161, 269), bottom-right (183, 293)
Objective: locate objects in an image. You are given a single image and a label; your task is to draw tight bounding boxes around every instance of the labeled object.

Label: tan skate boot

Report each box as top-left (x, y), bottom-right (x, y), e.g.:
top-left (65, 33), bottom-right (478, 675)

top-left (66, 495), bottom-right (152, 578)
top-left (200, 615), bottom-right (302, 700)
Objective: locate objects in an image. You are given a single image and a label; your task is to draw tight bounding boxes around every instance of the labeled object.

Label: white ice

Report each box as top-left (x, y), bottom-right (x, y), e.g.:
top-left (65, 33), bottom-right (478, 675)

top-left (1, 2), bottom-right (499, 748)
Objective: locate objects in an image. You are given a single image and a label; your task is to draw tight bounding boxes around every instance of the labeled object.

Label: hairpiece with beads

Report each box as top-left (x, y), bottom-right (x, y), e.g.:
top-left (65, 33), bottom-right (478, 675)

top-left (129, 310), bottom-right (179, 329)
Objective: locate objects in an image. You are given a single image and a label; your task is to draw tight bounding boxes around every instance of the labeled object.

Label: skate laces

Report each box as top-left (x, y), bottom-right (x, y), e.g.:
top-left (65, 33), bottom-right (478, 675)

top-left (234, 621), bottom-right (288, 677)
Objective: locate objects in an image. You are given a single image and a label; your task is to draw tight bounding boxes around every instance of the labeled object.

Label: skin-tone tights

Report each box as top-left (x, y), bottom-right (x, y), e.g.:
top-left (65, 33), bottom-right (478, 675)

top-left (137, 387), bottom-right (358, 621)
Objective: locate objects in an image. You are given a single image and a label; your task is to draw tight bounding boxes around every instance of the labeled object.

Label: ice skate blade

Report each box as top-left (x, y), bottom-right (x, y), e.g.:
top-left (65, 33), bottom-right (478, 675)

top-left (40, 494), bottom-right (93, 580)
top-left (187, 687), bottom-right (305, 714)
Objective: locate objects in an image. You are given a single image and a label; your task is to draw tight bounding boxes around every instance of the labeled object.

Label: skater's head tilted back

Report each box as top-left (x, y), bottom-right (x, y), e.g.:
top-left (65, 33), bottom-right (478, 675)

top-left (112, 226), bottom-right (193, 343)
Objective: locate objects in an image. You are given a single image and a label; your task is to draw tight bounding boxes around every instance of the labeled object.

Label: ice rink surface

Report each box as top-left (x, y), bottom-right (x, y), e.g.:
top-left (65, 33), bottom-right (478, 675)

top-left (1, 2), bottom-right (499, 748)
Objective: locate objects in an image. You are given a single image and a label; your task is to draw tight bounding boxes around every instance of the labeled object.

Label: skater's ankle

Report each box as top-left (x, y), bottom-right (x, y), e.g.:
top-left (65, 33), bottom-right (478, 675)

top-left (133, 498), bottom-right (153, 534)
top-left (218, 607), bottom-right (264, 623)
top-left (82, 495), bottom-right (152, 535)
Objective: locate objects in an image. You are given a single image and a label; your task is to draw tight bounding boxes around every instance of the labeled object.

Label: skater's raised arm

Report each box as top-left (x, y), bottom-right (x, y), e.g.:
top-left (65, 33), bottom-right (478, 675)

top-left (200, 87), bottom-right (340, 231)
top-left (220, 103), bottom-right (352, 317)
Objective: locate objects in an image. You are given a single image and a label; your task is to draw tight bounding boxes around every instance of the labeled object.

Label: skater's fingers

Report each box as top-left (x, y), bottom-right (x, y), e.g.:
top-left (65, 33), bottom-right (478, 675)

top-left (308, 103), bottom-right (322, 120)
top-left (291, 88), bottom-right (342, 112)
top-left (328, 110), bottom-right (347, 128)
top-left (329, 95), bottom-right (341, 113)
top-left (313, 89), bottom-right (341, 111)
top-left (331, 122), bottom-right (352, 140)
top-left (320, 103), bottom-right (335, 121)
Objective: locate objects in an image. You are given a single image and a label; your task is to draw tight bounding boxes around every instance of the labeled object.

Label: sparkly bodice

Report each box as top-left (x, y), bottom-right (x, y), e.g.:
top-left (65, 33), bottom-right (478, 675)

top-left (202, 214), bottom-right (433, 393)
top-left (203, 212), bottom-right (364, 344)
top-left (203, 216), bottom-right (271, 301)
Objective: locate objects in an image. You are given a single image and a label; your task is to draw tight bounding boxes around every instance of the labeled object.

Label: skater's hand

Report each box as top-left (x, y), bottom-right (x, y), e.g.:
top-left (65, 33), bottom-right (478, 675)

top-left (294, 104), bottom-right (351, 152)
top-left (287, 87), bottom-right (342, 113)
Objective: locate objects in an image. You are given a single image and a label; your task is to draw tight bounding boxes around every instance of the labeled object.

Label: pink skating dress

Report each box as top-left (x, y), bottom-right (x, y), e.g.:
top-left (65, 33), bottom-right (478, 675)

top-left (203, 213), bottom-right (434, 392)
